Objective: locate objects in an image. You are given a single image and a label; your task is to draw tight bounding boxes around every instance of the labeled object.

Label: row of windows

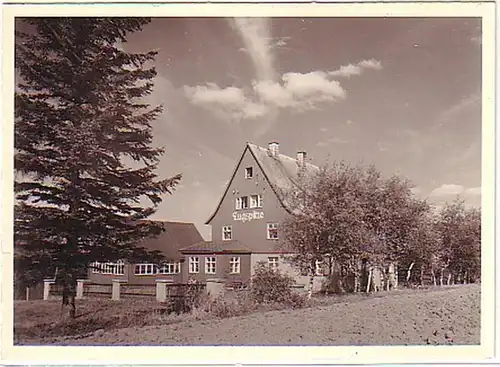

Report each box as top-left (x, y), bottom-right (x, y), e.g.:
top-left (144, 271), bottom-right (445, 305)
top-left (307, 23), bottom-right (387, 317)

top-left (134, 262), bottom-right (181, 275)
top-left (188, 256), bottom-right (241, 274)
top-left (91, 256), bottom-right (316, 277)
top-left (91, 261), bottom-right (181, 275)
top-left (90, 261), bottom-right (125, 275)
top-left (235, 194), bottom-right (263, 210)
top-left (222, 223), bottom-right (278, 241)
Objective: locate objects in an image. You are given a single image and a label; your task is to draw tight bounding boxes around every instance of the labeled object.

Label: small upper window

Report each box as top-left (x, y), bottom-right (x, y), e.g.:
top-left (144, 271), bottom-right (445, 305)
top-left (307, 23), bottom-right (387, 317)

top-left (267, 223), bottom-right (279, 240)
top-left (222, 225), bottom-right (232, 241)
top-left (245, 167), bottom-right (253, 179)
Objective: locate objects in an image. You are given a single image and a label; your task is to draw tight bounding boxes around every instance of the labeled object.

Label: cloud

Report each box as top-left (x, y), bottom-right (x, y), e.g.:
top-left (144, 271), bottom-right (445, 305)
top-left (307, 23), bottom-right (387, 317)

top-left (253, 71), bottom-right (346, 111)
top-left (183, 83), bottom-right (268, 120)
top-left (228, 18), bottom-right (275, 81)
top-left (429, 184), bottom-right (481, 197)
top-left (429, 184), bottom-right (465, 197)
top-left (410, 186), bottom-right (422, 195)
top-left (464, 187), bottom-right (481, 195)
top-left (435, 92), bottom-right (480, 127)
top-left (184, 58), bottom-right (382, 121)
top-left (328, 59), bottom-right (383, 78)
top-left (184, 83), bottom-right (246, 106)
top-left (316, 135), bottom-right (350, 147)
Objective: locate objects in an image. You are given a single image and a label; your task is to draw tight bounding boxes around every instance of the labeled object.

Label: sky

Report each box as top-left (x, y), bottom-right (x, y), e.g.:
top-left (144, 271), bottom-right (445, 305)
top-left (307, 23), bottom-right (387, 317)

top-left (113, 17), bottom-right (480, 239)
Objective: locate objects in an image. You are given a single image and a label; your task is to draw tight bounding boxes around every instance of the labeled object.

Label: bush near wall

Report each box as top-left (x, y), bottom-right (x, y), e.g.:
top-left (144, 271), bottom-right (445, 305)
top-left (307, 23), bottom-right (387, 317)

top-left (250, 262), bottom-right (306, 308)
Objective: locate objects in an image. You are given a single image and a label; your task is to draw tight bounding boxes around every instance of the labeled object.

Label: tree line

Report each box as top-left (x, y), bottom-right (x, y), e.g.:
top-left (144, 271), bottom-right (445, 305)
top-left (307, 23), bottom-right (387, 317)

top-left (279, 163), bottom-right (481, 298)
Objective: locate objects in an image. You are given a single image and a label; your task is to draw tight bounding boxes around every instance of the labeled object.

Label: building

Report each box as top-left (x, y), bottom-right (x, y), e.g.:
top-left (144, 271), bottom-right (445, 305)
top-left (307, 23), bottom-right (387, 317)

top-left (179, 141), bottom-right (321, 287)
top-left (88, 221), bottom-right (204, 284)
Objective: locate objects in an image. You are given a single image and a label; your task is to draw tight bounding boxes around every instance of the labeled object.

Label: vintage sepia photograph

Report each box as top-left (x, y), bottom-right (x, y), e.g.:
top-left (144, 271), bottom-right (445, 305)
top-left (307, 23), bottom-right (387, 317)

top-left (2, 3), bottom-right (495, 363)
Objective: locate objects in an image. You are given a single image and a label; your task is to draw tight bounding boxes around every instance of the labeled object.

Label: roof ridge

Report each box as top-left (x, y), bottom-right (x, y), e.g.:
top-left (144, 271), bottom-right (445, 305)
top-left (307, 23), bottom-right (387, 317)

top-left (154, 220), bottom-right (197, 225)
top-left (248, 142), bottom-right (319, 169)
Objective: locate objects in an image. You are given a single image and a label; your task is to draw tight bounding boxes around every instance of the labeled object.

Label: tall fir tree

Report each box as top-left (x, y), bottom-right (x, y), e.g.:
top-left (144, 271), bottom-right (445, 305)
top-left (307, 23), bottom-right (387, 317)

top-left (14, 18), bottom-right (181, 317)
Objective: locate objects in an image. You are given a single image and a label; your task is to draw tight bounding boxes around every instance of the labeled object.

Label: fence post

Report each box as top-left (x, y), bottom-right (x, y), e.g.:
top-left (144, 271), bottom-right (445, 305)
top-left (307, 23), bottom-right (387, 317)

top-left (76, 279), bottom-right (89, 299)
top-left (155, 279), bottom-right (173, 302)
top-left (43, 278), bottom-right (55, 300)
top-left (206, 278), bottom-right (225, 299)
top-left (112, 279), bottom-right (126, 301)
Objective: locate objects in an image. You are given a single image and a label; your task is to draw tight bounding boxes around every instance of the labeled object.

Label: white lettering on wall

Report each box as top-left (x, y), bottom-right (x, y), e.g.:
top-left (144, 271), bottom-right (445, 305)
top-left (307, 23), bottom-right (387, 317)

top-left (232, 210), bottom-right (265, 223)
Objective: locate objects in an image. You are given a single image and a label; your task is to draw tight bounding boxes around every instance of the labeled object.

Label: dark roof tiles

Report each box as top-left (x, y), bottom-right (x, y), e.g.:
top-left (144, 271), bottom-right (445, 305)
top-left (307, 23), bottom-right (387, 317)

top-left (137, 221), bottom-right (204, 260)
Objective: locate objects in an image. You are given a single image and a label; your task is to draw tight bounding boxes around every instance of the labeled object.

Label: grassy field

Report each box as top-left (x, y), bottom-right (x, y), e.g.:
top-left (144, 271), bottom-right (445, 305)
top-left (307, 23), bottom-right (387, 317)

top-left (14, 284), bottom-right (480, 346)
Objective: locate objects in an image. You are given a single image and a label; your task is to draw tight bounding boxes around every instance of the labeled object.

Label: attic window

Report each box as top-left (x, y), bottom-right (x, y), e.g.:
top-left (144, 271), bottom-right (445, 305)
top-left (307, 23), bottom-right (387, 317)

top-left (245, 167), bottom-right (253, 179)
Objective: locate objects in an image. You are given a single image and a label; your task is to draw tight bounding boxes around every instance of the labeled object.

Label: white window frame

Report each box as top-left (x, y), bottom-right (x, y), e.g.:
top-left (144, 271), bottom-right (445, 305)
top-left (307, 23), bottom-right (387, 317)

top-left (245, 167), bottom-right (253, 179)
top-left (222, 225), bottom-right (232, 241)
top-left (250, 195), bottom-right (260, 208)
top-left (189, 256), bottom-right (200, 274)
top-left (159, 261), bottom-right (181, 274)
top-left (229, 256), bottom-right (241, 274)
top-left (268, 256), bottom-right (279, 270)
top-left (205, 256), bottom-right (216, 275)
top-left (267, 222), bottom-right (279, 240)
top-left (91, 260), bottom-right (125, 275)
top-left (241, 196), bottom-right (249, 209)
top-left (257, 194), bottom-right (263, 208)
top-left (134, 263), bottom-right (157, 275)
top-left (235, 197), bottom-right (242, 210)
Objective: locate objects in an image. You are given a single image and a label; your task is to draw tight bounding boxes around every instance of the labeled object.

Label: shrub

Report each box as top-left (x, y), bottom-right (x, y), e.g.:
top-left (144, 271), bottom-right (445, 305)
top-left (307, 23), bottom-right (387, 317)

top-left (284, 291), bottom-right (307, 309)
top-left (251, 261), bottom-right (304, 306)
top-left (201, 289), bottom-right (256, 319)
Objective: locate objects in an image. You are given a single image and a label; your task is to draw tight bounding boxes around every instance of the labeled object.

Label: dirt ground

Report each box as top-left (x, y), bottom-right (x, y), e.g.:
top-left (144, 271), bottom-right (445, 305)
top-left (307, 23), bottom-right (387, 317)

top-left (16, 284), bottom-right (480, 346)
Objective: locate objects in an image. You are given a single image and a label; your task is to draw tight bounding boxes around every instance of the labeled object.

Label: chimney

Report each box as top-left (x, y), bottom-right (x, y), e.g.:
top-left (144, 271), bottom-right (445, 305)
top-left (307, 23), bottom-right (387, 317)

top-left (297, 151), bottom-right (307, 168)
top-left (268, 141), bottom-right (279, 158)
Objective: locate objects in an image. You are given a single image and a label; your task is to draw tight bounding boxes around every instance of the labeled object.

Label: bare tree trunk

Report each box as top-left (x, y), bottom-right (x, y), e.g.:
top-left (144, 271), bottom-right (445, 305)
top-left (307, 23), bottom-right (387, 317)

top-left (307, 273), bottom-right (314, 300)
top-left (420, 266), bottom-right (425, 286)
top-left (366, 267), bottom-right (372, 293)
top-left (70, 294), bottom-right (76, 318)
top-left (447, 272), bottom-right (452, 285)
top-left (354, 268), bottom-right (360, 293)
top-left (431, 268), bottom-right (437, 286)
top-left (406, 262), bottom-right (415, 285)
top-left (440, 268), bottom-right (444, 286)
top-left (351, 259), bottom-right (360, 293)
top-left (394, 263), bottom-right (398, 289)
top-left (25, 287), bottom-right (30, 301)
top-left (386, 267), bottom-right (390, 291)
top-left (61, 270), bottom-right (77, 318)
top-left (464, 271), bottom-right (468, 284)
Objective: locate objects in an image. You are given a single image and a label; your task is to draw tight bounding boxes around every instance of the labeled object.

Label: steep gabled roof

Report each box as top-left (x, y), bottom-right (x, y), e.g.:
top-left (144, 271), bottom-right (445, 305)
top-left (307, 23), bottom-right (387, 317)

top-left (205, 142), bottom-right (319, 224)
top-left (137, 221), bottom-right (204, 260)
top-left (179, 240), bottom-right (252, 254)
